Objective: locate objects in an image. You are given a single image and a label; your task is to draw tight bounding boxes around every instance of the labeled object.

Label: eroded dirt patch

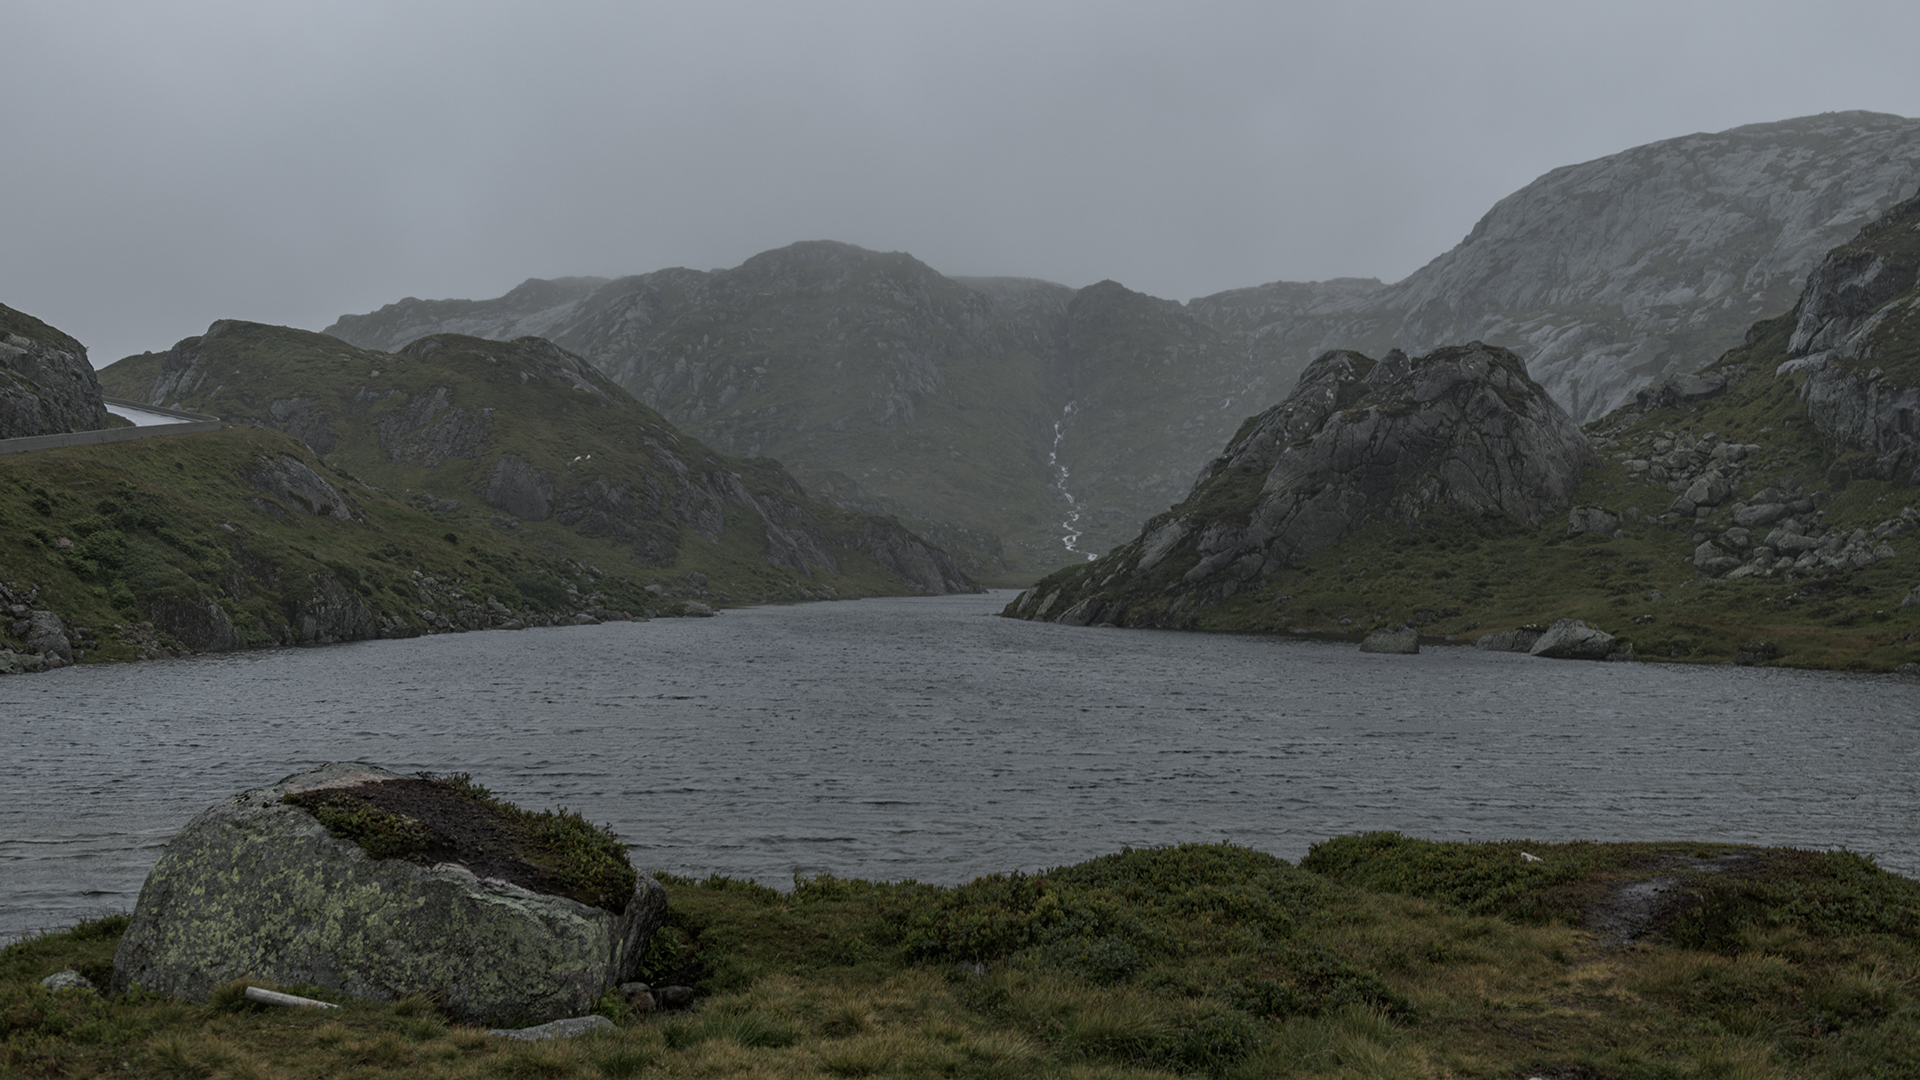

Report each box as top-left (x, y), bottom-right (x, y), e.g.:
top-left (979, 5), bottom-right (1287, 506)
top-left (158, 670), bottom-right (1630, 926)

top-left (1583, 853), bottom-right (1760, 947)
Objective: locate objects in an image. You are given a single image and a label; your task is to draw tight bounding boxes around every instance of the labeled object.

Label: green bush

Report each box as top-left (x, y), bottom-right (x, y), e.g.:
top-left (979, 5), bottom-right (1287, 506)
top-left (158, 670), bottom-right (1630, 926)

top-left (1301, 832), bottom-right (1601, 923)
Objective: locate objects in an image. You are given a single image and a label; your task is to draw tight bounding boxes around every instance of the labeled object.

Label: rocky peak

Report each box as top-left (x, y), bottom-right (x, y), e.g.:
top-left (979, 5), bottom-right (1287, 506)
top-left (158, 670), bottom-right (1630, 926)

top-left (1189, 111), bottom-right (1920, 423)
top-left (0, 302), bottom-right (112, 439)
top-left (1007, 342), bottom-right (1597, 627)
top-left (1773, 191), bottom-right (1920, 486)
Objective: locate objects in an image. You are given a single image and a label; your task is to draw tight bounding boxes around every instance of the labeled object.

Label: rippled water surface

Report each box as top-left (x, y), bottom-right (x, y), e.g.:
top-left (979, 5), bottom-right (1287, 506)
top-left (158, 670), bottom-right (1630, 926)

top-left (5, 590), bottom-right (1918, 938)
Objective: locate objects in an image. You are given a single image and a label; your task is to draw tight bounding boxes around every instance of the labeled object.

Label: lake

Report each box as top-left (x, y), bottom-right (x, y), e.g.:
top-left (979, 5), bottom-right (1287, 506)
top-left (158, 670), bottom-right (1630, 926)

top-left (4, 590), bottom-right (1917, 939)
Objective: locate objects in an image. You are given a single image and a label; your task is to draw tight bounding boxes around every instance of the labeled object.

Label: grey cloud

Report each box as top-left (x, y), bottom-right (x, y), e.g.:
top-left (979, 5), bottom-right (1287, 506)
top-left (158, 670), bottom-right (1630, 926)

top-left (3, 0), bottom-right (1918, 365)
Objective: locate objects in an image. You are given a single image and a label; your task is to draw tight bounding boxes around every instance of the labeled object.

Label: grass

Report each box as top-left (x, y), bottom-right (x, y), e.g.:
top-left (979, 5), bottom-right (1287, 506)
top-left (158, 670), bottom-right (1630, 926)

top-left (8, 838), bottom-right (1920, 1077)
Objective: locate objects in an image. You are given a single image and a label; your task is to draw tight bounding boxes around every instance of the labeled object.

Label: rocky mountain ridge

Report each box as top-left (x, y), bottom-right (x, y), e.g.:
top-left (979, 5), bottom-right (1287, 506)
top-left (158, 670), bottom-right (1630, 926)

top-left (1203, 111), bottom-right (1920, 424)
top-left (326, 112), bottom-right (1920, 582)
top-left (1007, 192), bottom-right (1920, 671)
top-left (1006, 343), bottom-right (1598, 628)
top-left (1, 303), bottom-right (112, 438)
top-left (102, 321), bottom-right (972, 597)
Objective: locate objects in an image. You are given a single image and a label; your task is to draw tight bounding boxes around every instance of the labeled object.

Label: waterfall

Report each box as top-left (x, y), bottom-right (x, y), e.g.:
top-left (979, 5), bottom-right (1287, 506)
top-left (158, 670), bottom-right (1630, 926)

top-left (1047, 401), bottom-right (1096, 561)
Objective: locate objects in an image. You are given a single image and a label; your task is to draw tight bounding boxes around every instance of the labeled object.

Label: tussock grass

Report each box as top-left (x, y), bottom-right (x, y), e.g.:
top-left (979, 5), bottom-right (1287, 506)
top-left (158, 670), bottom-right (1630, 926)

top-left (7, 839), bottom-right (1920, 1077)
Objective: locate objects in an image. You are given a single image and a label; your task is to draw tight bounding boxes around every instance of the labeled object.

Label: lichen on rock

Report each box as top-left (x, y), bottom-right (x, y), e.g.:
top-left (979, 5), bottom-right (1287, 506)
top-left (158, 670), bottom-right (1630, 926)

top-left (111, 762), bottom-right (667, 1026)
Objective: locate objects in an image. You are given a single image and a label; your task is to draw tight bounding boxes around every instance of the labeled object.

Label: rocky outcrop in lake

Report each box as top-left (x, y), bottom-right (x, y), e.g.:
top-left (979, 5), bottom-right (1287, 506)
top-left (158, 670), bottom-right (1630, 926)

top-left (0, 303), bottom-right (112, 439)
top-left (1005, 343), bottom-right (1596, 628)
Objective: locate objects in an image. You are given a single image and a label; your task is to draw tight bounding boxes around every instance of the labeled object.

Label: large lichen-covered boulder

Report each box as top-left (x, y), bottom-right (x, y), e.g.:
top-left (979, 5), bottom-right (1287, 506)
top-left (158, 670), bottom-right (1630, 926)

top-left (111, 763), bottom-right (667, 1025)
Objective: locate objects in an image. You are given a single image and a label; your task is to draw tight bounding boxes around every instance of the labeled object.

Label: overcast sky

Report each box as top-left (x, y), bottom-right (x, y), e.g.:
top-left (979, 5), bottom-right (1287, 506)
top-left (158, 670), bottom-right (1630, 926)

top-left (6, 0), bottom-right (1919, 366)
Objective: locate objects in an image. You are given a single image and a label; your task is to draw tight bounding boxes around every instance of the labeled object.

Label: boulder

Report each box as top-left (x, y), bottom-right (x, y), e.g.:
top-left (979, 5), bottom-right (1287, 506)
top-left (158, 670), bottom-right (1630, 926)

top-left (1904, 585), bottom-right (1920, 609)
top-left (1567, 506), bottom-right (1621, 536)
top-left (1359, 627), bottom-right (1419, 654)
top-left (1528, 618), bottom-right (1618, 661)
top-left (1682, 474), bottom-right (1733, 508)
top-left (0, 649), bottom-right (46, 675)
top-left (111, 763), bottom-right (668, 1026)
top-left (487, 1016), bottom-right (615, 1041)
top-left (1634, 372), bottom-right (1728, 411)
top-left (41, 970), bottom-right (96, 993)
top-left (24, 610), bottom-right (72, 666)
top-left (1733, 502), bottom-right (1789, 528)
top-left (1476, 627), bottom-right (1542, 653)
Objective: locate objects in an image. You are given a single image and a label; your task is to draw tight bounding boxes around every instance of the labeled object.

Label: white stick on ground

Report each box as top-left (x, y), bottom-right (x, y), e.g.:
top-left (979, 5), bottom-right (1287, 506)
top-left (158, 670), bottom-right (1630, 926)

top-left (243, 986), bottom-right (339, 1009)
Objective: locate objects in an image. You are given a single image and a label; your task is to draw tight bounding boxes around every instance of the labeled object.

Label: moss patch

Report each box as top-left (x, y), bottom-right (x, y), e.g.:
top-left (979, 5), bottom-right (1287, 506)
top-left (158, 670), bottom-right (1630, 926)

top-left (283, 773), bottom-right (637, 913)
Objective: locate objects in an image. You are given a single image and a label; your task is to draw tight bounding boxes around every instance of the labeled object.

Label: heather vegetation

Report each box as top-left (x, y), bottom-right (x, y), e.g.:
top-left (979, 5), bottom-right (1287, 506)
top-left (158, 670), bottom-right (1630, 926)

top-left (9, 838), bottom-right (1920, 1077)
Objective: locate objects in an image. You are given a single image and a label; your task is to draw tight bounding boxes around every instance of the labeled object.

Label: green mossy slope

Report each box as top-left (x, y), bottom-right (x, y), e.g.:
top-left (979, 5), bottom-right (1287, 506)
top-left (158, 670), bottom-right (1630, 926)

top-left (9, 837), bottom-right (1920, 1077)
top-left (1, 425), bottom-right (665, 660)
top-left (96, 322), bottom-right (969, 605)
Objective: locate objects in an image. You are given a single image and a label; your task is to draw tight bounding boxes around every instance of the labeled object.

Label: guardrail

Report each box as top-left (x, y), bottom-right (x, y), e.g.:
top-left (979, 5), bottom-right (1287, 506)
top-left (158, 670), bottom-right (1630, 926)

top-left (0, 398), bottom-right (223, 456)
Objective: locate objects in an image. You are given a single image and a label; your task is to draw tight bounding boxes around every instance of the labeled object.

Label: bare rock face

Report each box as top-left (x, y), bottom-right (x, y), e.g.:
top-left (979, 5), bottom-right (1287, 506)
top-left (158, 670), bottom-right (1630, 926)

top-left (319, 114), bottom-right (1920, 577)
top-left (112, 762), bottom-right (667, 1026)
top-left (486, 454), bottom-right (556, 521)
top-left (0, 303), bottom-right (112, 438)
top-left (1182, 344), bottom-right (1595, 580)
top-left (1776, 191), bottom-right (1920, 486)
top-left (246, 454), bottom-right (359, 521)
top-left (1007, 344), bottom-right (1597, 628)
top-left (1201, 112), bottom-right (1920, 424)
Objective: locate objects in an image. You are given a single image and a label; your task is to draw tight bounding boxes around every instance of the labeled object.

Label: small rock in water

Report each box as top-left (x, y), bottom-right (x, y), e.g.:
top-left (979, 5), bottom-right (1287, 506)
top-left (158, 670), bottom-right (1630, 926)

top-left (1358, 627), bottom-right (1419, 654)
top-left (1528, 618), bottom-right (1618, 661)
top-left (1475, 627), bottom-right (1541, 653)
top-left (487, 1015), bottom-right (614, 1041)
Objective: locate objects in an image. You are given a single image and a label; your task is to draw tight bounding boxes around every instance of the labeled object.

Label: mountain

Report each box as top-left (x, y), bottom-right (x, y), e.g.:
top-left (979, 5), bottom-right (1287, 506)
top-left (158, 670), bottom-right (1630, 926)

top-left (98, 320), bottom-right (972, 600)
top-left (327, 112), bottom-right (1920, 582)
top-left (1007, 193), bottom-right (1920, 672)
top-left (5, 303), bottom-right (981, 672)
top-left (330, 245), bottom-right (1271, 577)
top-left (1196, 111), bottom-right (1920, 423)
top-left (1006, 342), bottom-right (1598, 627)
top-left (1, 302), bottom-right (112, 438)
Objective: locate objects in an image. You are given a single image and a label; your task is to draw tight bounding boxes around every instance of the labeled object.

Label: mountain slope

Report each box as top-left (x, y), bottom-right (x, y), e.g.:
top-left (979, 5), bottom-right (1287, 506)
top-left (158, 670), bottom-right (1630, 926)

top-left (330, 244), bottom-right (1264, 576)
top-left (98, 321), bottom-right (974, 602)
top-left (1194, 111), bottom-right (1920, 422)
top-left (326, 112), bottom-right (1920, 581)
top-left (1007, 195), bottom-right (1920, 672)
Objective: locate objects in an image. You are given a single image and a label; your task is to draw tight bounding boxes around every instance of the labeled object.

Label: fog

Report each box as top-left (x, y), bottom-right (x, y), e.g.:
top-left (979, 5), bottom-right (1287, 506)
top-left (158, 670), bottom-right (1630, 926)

top-left (4, 0), bottom-right (1918, 365)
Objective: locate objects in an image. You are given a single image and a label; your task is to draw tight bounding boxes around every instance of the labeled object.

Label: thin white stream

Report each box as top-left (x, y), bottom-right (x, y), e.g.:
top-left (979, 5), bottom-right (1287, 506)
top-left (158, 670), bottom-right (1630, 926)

top-left (1047, 401), bottom-right (1096, 561)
